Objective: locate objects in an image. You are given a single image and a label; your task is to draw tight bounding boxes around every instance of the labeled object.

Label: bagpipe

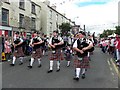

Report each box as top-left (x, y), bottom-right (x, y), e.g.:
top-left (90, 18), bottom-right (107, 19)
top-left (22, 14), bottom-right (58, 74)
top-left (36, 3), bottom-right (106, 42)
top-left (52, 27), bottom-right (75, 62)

top-left (14, 38), bottom-right (24, 49)
top-left (51, 37), bottom-right (65, 51)
top-left (40, 38), bottom-right (47, 47)
top-left (22, 39), bottom-right (31, 55)
top-left (76, 39), bottom-right (94, 57)
top-left (32, 38), bottom-right (44, 51)
top-left (87, 38), bottom-right (94, 52)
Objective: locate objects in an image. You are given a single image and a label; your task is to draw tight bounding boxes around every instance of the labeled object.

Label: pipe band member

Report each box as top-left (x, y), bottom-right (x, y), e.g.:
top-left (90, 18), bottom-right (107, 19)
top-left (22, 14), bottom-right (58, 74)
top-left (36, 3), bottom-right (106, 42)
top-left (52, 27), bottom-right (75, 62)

top-left (73, 31), bottom-right (93, 81)
top-left (40, 34), bottom-right (47, 56)
top-left (28, 31), bottom-right (44, 69)
top-left (64, 45), bottom-right (72, 67)
top-left (87, 36), bottom-right (94, 61)
top-left (47, 30), bottom-right (64, 73)
top-left (10, 31), bottom-right (24, 66)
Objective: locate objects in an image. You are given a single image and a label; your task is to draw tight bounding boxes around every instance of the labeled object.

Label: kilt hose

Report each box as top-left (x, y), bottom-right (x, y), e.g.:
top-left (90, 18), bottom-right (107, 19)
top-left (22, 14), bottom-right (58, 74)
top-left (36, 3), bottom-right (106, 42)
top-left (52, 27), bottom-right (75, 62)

top-left (49, 49), bottom-right (64, 60)
top-left (65, 53), bottom-right (72, 61)
top-left (13, 47), bottom-right (24, 58)
top-left (74, 55), bottom-right (90, 68)
top-left (32, 48), bottom-right (43, 59)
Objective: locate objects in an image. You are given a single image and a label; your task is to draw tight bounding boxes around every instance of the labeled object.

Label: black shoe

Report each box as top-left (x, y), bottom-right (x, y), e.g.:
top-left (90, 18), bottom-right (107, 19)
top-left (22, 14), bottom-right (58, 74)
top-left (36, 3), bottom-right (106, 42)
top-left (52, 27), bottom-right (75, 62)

top-left (73, 77), bottom-right (79, 81)
top-left (47, 70), bottom-right (53, 73)
top-left (38, 64), bottom-right (42, 68)
top-left (67, 65), bottom-right (70, 67)
top-left (81, 74), bottom-right (85, 79)
top-left (28, 65), bottom-right (32, 69)
top-left (10, 64), bottom-right (15, 66)
top-left (56, 69), bottom-right (60, 72)
top-left (19, 62), bottom-right (23, 65)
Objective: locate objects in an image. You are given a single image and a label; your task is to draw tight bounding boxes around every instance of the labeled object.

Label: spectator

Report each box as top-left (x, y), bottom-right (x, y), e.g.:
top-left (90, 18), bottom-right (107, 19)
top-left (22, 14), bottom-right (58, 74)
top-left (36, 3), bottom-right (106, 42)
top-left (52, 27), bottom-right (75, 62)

top-left (4, 38), bottom-right (11, 61)
top-left (114, 35), bottom-right (120, 66)
top-left (2, 34), bottom-right (5, 52)
top-left (109, 37), bottom-right (115, 54)
top-left (101, 39), bottom-right (107, 53)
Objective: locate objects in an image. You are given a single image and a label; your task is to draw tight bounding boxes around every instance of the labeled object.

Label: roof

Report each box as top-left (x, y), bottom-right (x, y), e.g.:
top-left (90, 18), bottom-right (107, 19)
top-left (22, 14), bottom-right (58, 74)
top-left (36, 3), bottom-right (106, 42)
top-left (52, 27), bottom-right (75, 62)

top-left (47, 5), bottom-right (73, 23)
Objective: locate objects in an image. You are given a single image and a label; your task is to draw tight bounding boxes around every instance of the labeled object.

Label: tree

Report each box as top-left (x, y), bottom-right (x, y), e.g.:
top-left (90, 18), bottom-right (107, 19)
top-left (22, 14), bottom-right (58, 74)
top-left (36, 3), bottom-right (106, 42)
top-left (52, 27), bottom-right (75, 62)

top-left (100, 29), bottom-right (115, 38)
top-left (59, 22), bottom-right (72, 36)
top-left (115, 26), bottom-right (120, 35)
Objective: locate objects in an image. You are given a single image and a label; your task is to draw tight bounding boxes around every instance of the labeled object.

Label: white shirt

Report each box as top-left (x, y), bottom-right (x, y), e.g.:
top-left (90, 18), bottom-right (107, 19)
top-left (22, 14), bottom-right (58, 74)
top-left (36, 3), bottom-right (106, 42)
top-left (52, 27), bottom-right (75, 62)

top-left (86, 39), bottom-right (93, 45)
top-left (68, 37), bottom-right (72, 45)
top-left (110, 39), bottom-right (115, 46)
top-left (49, 36), bottom-right (64, 45)
top-left (73, 38), bottom-right (92, 48)
top-left (105, 40), bottom-right (109, 45)
top-left (115, 41), bottom-right (118, 48)
top-left (13, 34), bottom-right (16, 40)
top-left (30, 36), bottom-right (42, 45)
top-left (14, 37), bottom-right (23, 43)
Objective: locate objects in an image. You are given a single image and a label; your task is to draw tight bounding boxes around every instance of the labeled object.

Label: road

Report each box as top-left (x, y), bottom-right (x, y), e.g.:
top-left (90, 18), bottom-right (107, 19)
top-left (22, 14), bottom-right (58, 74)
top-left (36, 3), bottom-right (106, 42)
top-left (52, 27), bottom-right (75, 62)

top-left (2, 47), bottom-right (119, 88)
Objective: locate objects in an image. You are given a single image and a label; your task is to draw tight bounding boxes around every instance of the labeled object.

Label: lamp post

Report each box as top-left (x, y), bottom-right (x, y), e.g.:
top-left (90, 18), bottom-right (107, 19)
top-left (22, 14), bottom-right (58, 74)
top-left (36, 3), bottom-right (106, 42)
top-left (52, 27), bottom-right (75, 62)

top-left (84, 25), bottom-right (86, 32)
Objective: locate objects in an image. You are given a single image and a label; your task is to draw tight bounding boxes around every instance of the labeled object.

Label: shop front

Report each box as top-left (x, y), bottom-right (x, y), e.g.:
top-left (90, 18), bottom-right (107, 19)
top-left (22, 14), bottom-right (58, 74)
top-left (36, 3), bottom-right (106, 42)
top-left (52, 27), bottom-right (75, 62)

top-left (0, 26), bottom-right (12, 37)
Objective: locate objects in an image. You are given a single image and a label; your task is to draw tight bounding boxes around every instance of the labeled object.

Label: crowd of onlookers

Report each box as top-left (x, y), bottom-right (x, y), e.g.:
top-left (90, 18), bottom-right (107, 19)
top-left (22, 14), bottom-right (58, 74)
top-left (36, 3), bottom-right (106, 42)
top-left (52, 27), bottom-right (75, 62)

top-left (3, 34), bottom-right (49, 59)
top-left (1, 35), bottom-right (12, 61)
top-left (98, 35), bottom-right (120, 67)
top-left (1, 32), bottom-right (96, 62)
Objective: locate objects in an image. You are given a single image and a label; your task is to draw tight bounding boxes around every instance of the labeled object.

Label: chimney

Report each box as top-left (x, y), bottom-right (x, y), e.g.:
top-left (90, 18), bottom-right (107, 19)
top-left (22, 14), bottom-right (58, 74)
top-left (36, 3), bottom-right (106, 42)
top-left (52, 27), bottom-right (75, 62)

top-left (51, 5), bottom-right (56, 10)
top-left (43, 0), bottom-right (50, 6)
top-left (62, 13), bottom-right (66, 16)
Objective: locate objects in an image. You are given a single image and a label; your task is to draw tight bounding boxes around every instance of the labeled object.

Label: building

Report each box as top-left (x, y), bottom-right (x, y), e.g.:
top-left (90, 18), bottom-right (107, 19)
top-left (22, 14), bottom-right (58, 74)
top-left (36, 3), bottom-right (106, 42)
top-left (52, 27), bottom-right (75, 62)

top-left (38, 0), bottom-right (75, 36)
top-left (0, 0), bottom-right (75, 37)
top-left (118, 1), bottom-right (120, 26)
top-left (0, 0), bottom-right (41, 37)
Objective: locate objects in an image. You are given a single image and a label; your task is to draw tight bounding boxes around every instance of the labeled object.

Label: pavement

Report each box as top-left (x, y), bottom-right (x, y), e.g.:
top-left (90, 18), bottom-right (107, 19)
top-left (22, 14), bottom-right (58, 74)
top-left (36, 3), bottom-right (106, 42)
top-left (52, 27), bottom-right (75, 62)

top-left (0, 37), bottom-right (2, 90)
top-left (1, 47), bottom-right (119, 88)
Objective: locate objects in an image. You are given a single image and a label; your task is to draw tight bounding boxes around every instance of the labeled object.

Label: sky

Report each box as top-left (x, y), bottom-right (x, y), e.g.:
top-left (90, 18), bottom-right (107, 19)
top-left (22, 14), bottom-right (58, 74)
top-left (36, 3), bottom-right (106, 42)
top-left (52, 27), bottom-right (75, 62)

top-left (41, 0), bottom-right (119, 35)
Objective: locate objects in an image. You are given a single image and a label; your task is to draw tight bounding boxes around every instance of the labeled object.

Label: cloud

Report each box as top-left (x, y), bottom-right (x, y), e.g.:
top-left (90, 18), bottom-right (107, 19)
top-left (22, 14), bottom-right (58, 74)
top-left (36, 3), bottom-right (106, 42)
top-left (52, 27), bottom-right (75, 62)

top-left (41, 0), bottom-right (119, 35)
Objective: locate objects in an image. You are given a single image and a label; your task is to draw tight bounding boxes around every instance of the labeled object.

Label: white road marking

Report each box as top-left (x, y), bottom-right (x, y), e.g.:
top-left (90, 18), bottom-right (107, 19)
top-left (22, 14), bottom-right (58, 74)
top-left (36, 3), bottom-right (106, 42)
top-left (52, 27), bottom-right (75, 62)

top-left (110, 67), bottom-right (113, 71)
top-left (113, 79), bottom-right (116, 81)
top-left (107, 60), bottom-right (111, 66)
top-left (0, 62), bottom-right (2, 64)
top-left (110, 58), bottom-right (120, 78)
top-left (111, 72), bottom-right (115, 76)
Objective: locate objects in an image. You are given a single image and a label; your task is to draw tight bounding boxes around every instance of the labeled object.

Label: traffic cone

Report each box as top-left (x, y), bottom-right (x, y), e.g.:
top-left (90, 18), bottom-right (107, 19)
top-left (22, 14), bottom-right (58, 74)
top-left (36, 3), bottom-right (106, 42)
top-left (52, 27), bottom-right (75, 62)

top-left (2, 52), bottom-right (6, 61)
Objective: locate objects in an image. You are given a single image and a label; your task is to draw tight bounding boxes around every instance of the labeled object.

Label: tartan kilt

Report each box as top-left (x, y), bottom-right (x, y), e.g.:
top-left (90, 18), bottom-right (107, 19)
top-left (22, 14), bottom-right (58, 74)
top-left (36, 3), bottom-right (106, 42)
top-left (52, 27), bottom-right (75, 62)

top-left (49, 49), bottom-right (64, 61)
top-left (65, 53), bottom-right (72, 61)
top-left (13, 47), bottom-right (24, 58)
top-left (32, 48), bottom-right (42, 59)
top-left (74, 55), bottom-right (90, 68)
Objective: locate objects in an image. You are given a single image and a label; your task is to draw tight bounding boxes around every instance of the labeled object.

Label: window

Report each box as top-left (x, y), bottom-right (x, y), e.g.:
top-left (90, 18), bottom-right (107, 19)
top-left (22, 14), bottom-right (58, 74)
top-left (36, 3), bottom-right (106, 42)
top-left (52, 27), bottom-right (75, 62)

top-left (4, 0), bottom-right (10, 4)
top-left (62, 17), bottom-right (64, 22)
top-left (50, 10), bottom-right (52, 19)
top-left (2, 8), bottom-right (9, 26)
top-left (31, 3), bottom-right (36, 14)
top-left (56, 14), bottom-right (58, 21)
top-left (31, 17), bottom-right (36, 30)
top-left (19, 0), bottom-right (25, 10)
top-left (56, 22), bottom-right (58, 28)
top-left (19, 14), bottom-right (24, 28)
top-left (50, 22), bottom-right (52, 32)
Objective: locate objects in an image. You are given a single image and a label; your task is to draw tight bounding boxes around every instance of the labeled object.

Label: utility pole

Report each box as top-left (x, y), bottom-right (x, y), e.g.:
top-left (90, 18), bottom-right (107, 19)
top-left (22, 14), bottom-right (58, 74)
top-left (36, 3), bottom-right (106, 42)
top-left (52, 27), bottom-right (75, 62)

top-left (84, 25), bottom-right (85, 32)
